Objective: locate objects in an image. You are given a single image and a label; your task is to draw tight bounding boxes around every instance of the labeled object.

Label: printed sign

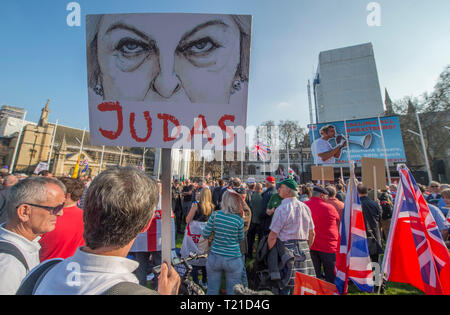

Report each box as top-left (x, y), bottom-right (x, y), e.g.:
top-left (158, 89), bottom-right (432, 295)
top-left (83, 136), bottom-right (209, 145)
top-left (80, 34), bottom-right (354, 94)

top-left (34, 162), bottom-right (49, 174)
top-left (86, 13), bottom-right (252, 151)
top-left (308, 115), bottom-right (406, 167)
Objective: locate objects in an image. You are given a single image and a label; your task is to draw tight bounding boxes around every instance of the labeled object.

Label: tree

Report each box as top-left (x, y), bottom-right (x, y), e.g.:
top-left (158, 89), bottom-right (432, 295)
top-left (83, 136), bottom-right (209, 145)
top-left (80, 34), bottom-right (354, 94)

top-left (423, 64), bottom-right (450, 113)
top-left (392, 65), bottom-right (450, 180)
top-left (279, 120), bottom-right (306, 150)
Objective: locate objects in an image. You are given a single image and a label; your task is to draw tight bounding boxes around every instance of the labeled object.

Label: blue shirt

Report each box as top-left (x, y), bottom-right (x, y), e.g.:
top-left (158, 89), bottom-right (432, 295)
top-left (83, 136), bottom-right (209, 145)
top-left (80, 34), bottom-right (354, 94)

top-left (428, 203), bottom-right (449, 232)
top-left (437, 198), bottom-right (448, 216)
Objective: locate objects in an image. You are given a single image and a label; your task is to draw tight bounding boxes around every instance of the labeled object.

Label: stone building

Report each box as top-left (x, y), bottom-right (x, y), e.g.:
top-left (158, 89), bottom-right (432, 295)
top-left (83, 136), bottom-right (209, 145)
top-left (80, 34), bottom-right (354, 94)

top-left (188, 147), bottom-right (313, 183)
top-left (1, 101), bottom-right (157, 177)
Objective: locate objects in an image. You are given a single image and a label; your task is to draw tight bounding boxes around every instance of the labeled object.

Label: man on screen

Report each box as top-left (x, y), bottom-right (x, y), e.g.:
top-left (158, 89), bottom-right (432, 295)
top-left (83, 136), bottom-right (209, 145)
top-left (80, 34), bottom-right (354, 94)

top-left (312, 125), bottom-right (346, 165)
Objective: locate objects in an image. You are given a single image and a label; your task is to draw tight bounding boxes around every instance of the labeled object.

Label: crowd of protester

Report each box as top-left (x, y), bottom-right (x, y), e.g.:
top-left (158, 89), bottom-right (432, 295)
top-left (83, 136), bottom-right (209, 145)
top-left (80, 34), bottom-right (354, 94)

top-left (0, 167), bottom-right (449, 295)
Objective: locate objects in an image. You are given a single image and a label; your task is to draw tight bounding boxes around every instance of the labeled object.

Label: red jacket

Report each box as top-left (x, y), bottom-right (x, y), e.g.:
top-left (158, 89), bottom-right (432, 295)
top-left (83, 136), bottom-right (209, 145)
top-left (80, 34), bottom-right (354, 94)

top-left (304, 197), bottom-right (340, 254)
top-left (39, 205), bottom-right (85, 261)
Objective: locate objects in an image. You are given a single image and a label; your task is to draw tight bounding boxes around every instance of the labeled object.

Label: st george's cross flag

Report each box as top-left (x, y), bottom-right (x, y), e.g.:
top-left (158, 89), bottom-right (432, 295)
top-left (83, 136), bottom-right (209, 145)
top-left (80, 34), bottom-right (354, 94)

top-left (130, 196), bottom-right (176, 252)
top-left (335, 177), bottom-right (374, 295)
top-left (381, 165), bottom-right (450, 295)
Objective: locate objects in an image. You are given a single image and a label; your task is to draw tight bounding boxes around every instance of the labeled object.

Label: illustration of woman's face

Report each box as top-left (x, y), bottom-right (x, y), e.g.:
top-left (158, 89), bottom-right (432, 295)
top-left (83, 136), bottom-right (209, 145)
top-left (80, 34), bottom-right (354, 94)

top-left (96, 14), bottom-right (242, 104)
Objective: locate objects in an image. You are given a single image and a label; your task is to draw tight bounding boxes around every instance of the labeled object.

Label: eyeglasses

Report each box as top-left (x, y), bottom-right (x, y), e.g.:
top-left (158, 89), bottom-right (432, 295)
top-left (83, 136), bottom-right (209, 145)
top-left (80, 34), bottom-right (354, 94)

top-left (21, 203), bottom-right (65, 215)
top-left (430, 186), bottom-right (439, 188)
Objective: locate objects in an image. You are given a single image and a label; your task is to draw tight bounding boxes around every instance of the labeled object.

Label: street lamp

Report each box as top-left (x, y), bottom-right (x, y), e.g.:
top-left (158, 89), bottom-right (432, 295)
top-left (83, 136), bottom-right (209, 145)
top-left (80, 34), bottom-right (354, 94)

top-left (407, 112), bottom-right (432, 184)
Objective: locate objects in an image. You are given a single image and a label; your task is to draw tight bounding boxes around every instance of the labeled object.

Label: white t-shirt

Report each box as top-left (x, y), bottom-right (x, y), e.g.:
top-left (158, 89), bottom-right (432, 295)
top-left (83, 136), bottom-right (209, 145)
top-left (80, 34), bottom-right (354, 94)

top-left (313, 138), bottom-right (335, 164)
top-left (34, 248), bottom-right (141, 295)
top-left (0, 225), bottom-right (41, 295)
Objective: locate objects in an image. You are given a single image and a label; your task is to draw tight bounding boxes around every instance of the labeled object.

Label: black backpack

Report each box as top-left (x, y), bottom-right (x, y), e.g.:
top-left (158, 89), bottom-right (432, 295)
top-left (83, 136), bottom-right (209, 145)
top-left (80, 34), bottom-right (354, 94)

top-left (0, 241), bottom-right (30, 273)
top-left (379, 193), bottom-right (393, 220)
top-left (16, 258), bottom-right (63, 295)
top-left (15, 255), bottom-right (158, 295)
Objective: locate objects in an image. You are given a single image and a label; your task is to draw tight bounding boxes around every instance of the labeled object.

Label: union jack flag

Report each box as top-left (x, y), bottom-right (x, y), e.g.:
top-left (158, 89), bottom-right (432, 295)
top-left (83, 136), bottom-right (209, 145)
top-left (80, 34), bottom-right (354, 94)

top-left (79, 158), bottom-right (88, 166)
top-left (381, 165), bottom-right (450, 295)
top-left (335, 177), bottom-right (374, 295)
top-left (251, 141), bottom-right (271, 161)
top-left (279, 167), bottom-right (286, 179)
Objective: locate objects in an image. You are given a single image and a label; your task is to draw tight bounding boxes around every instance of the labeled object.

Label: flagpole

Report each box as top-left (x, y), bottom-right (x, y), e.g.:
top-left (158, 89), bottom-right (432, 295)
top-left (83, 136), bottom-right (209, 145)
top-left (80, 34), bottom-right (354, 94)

top-left (415, 112), bottom-right (432, 185)
top-left (241, 151), bottom-right (244, 180)
top-left (202, 153), bottom-right (205, 180)
top-left (377, 115), bottom-right (392, 186)
top-left (79, 128), bottom-right (86, 155)
top-left (378, 164), bottom-right (404, 294)
top-left (220, 150), bottom-right (223, 179)
top-left (10, 111), bottom-right (27, 174)
top-left (287, 146), bottom-right (290, 173)
top-left (47, 119), bottom-right (58, 167)
top-left (99, 145), bottom-right (105, 174)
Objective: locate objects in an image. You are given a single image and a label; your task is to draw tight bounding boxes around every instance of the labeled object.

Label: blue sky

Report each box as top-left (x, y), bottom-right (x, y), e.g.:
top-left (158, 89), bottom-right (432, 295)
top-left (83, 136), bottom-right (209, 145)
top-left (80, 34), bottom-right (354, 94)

top-left (0, 0), bottom-right (449, 131)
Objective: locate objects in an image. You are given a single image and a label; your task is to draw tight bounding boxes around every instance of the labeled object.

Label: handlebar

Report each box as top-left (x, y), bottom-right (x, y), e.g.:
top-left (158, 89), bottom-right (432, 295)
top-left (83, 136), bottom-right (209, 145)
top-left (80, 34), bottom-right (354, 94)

top-left (152, 252), bottom-right (208, 275)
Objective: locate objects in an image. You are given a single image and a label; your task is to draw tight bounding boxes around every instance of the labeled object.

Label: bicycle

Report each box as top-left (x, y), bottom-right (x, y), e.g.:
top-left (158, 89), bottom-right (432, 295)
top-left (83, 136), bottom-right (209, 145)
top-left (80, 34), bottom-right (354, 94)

top-left (152, 252), bottom-right (208, 295)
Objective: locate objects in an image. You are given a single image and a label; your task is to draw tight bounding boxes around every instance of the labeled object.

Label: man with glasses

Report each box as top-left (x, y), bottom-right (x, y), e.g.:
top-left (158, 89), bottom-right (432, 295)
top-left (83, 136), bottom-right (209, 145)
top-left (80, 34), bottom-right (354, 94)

top-left (0, 177), bottom-right (66, 294)
top-left (426, 181), bottom-right (441, 206)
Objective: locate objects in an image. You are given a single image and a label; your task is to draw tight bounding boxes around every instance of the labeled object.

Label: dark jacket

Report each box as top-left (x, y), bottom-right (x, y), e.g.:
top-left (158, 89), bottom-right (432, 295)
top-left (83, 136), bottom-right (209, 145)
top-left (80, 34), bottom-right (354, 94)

top-left (255, 235), bottom-right (294, 293)
top-left (213, 186), bottom-right (228, 210)
top-left (260, 187), bottom-right (277, 235)
top-left (360, 196), bottom-right (383, 255)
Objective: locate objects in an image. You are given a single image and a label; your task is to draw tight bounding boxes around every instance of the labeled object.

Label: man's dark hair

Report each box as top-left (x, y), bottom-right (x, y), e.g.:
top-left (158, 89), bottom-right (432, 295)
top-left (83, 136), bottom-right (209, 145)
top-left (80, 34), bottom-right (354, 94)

top-left (336, 183), bottom-right (343, 191)
top-left (418, 184), bottom-right (426, 194)
top-left (248, 183), bottom-right (255, 190)
top-left (357, 184), bottom-right (368, 195)
top-left (38, 170), bottom-right (50, 176)
top-left (58, 177), bottom-right (85, 202)
top-left (83, 166), bottom-right (159, 250)
top-left (218, 179), bottom-right (224, 187)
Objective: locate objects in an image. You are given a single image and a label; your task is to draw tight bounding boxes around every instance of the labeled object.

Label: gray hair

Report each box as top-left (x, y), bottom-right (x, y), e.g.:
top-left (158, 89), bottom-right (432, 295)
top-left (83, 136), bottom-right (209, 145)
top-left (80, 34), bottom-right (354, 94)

top-left (287, 187), bottom-right (298, 198)
top-left (325, 185), bottom-right (337, 197)
top-left (5, 177), bottom-right (66, 220)
top-left (83, 166), bottom-right (159, 250)
top-left (221, 190), bottom-right (242, 215)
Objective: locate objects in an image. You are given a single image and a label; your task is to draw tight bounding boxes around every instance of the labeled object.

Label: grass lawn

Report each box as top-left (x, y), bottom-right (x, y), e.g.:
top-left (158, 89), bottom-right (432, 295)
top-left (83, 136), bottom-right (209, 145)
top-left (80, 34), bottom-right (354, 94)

top-left (175, 230), bottom-right (425, 295)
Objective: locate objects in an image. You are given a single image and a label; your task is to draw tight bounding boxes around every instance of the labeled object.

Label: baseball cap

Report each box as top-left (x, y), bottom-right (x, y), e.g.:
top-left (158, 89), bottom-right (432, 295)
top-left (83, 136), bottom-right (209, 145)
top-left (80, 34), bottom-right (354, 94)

top-left (313, 186), bottom-right (329, 195)
top-left (266, 176), bottom-right (276, 184)
top-left (278, 178), bottom-right (298, 191)
top-left (247, 177), bottom-right (256, 184)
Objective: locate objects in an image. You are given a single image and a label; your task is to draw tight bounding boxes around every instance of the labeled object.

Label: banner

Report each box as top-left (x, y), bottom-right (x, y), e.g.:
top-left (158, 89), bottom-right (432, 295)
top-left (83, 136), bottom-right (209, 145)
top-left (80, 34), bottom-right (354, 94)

top-left (34, 162), bottom-right (49, 174)
top-left (293, 272), bottom-right (338, 295)
top-left (86, 13), bottom-right (252, 151)
top-left (308, 115), bottom-right (406, 167)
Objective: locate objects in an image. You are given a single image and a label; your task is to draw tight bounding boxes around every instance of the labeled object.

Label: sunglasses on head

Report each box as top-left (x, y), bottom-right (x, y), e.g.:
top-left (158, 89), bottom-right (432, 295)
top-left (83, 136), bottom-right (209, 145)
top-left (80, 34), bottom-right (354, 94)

top-left (21, 203), bottom-right (65, 215)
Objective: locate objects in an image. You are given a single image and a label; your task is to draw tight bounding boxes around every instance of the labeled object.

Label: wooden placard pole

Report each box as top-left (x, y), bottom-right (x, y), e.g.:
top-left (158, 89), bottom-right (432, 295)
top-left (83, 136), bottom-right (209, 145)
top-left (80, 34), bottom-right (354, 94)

top-left (321, 167), bottom-right (325, 186)
top-left (373, 165), bottom-right (377, 202)
top-left (160, 148), bottom-right (173, 268)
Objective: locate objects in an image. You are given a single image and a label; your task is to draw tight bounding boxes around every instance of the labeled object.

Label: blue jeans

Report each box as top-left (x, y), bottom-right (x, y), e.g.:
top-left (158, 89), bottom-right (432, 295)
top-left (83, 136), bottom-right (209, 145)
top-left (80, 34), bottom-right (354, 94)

top-left (206, 252), bottom-right (243, 295)
top-left (191, 265), bottom-right (207, 285)
top-left (241, 256), bottom-right (248, 288)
